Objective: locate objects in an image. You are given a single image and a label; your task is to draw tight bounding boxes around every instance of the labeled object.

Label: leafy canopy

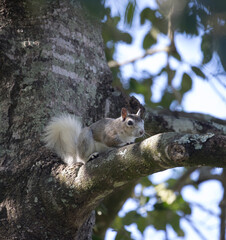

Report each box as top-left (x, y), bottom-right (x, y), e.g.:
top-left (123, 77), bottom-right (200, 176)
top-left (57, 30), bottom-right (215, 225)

top-left (103, 0), bottom-right (226, 109)
top-left (83, 0), bottom-right (226, 239)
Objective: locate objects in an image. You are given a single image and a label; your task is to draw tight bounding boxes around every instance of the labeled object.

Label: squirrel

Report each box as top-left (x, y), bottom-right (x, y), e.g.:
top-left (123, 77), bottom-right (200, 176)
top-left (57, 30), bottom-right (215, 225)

top-left (43, 108), bottom-right (144, 165)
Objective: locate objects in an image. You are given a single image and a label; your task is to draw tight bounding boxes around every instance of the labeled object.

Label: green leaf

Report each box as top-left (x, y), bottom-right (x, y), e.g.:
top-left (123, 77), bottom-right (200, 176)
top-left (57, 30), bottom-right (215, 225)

top-left (92, 234), bottom-right (103, 240)
top-left (140, 7), bottom-right (157, 25)
top-left (137, 216), bottom-right (148, 233)
top-left (140, 195), bottom-right (149, 206)
top-left (169, 214), bottom-right (184, 236)
top-left (172, 50), bottom-right (182, 62)
top-left (177, 198), bottom-right (191, 215)
top-left (143, 31), bottom-right (156, 49)
top-left (140, 7), bottom-right (168, 34)
top-left (149, 204), bottom-right (185, 235)
top-left (112, 216), bottom-right (123, 230)
top-left (174, 5), bottom-right (198, 35)
top-left (124, 1), bottom-right (136, 27)
top-left (153, 202), bottom-right (168, 211)
top-left (140, 176), bottom-right (152, 187)
top-left (148, 210), bottom-right (168, 230)
top-left (128, 78), bottom-right (152, 104)
top-left (102, 14), bottom-right (132, 44)
top-left (191, 66), bottom-right (206, 79)
top-left (165, 178), bottom-right (177, 189)
top-left (201, 34), bottom-right (213, 64)
top-left (122, 211), bottom-right (139, 226)
top-left (160, 91), bottom-right (175, 108)
top-left (181, 73), bottom-right (193, 94)
top-left (115, 227), bottom-right (132, 240)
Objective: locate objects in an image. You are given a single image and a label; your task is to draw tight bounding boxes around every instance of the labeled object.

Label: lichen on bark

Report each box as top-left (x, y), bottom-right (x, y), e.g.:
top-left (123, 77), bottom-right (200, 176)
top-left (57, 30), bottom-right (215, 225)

top-left (1, 1), bottom-right (226, 240)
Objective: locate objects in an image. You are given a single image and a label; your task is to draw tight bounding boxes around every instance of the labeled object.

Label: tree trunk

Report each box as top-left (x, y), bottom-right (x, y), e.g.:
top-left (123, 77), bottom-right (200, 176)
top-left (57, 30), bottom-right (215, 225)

top-left (1, 1), bottom-right (226, 240)
top-left (0, 1), bottom-right (138, 239)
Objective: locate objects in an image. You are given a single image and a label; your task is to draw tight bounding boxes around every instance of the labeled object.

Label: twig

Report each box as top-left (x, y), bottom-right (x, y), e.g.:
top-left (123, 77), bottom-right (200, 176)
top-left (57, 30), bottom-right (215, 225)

top-left (212, 73), bottom-right (226, 89)
top-left (108, 46), bottom-right (170, 68)
top-left (172, 167), bottom-right (197, 192)
top-left (173, 172), bottom-right (221, 193)
top-left (208, 78), bottom-right (226, 104)
top-left (167, 1), bottom-right (175, 43)
top-left (183, 216), bottom-right (207, 240)
top-left (166, 1), bottom-right (183, 106)
top-left (189, 201), bottom-right (219, 217)
top-left (201, 64), bottom-right (226, 104)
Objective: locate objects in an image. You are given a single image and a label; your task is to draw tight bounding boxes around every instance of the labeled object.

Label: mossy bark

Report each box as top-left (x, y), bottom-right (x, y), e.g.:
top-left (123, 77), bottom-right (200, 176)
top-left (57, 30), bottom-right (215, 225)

top-left (1, 1), bottom-right (226, 240)
top-left (0, 1), bottom-right (136, 239)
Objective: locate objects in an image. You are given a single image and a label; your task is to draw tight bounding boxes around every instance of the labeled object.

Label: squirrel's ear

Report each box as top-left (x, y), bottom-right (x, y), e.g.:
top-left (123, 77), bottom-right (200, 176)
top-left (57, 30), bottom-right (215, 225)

top-left (136, 109), bottom-right (141, 116)
top-left (121, 108), bottom-right (128, 121)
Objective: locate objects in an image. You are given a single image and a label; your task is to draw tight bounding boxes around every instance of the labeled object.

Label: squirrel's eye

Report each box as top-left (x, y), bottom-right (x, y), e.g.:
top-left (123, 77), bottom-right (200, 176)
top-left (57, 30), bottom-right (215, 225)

top-left (127, 120), bottom-right (134, 126)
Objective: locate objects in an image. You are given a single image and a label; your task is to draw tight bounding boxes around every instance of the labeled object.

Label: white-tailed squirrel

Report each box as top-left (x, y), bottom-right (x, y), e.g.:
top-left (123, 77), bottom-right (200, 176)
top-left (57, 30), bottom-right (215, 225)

top-left (43, 108), bottom-right (144, 165)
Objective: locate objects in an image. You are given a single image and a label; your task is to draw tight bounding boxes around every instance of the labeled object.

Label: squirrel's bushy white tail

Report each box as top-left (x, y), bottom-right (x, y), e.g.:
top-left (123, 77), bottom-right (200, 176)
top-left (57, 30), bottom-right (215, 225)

top-left (43, 115), bottom-right (82, 165)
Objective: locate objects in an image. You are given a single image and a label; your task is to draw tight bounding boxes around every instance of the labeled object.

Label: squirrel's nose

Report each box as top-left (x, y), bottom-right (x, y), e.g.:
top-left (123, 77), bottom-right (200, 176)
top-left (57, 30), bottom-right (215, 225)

top-left (139, 130), bottom-right (144, 136)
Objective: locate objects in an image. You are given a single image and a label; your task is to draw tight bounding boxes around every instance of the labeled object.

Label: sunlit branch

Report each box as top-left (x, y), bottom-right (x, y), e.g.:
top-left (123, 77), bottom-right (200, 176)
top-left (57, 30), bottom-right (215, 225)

top-left (145, 108), bottom-right (226, 136)
top-left (108, 46), bottom-right (170, 68)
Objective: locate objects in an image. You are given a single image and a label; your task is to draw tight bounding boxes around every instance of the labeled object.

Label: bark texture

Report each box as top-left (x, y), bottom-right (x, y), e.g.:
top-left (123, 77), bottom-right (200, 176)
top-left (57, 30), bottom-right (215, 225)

top-left (0, 0), bottom-right (137, 239)
top-left (145, 108), bottom-right (226, 135)
top-left (1, 1), bottom-right (226, 240)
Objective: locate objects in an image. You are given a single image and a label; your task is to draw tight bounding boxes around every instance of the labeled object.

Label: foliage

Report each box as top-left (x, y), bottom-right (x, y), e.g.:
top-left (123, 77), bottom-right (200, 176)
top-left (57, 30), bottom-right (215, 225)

top-left (108, 168), bottom-right (222, 239)
top-left (111, 178), bottom-right (192, 239)
top-left (93, 1), bottom-right (226, 239)
top-left (78, 0), bottom-right (106, 18)
top-left (102, 0), bottom-right (226, 109)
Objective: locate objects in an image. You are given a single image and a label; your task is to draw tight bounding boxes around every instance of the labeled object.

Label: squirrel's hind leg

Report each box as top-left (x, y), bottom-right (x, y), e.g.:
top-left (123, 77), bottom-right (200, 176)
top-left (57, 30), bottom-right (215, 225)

top-left (77, 127), bottom-right (96, 163)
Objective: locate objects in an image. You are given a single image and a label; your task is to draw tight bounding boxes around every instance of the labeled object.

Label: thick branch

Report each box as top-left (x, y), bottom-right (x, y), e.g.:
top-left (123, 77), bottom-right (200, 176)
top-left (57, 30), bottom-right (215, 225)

top-left (145, 108), bottom-right (226, 135)
top-left (39, 132), bottom-right (226, 230)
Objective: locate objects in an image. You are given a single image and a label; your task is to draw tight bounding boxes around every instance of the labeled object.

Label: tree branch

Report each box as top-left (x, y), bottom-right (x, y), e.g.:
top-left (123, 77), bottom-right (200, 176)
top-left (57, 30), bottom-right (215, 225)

top-left (144, 108), bottom-right (226, 135)
top-left (183, 215), bottom-right (207, 240)
top-left (189, 201), bottom-right (219, 217)
top-left (108, 47), bottom-right (170, 68)
top-left (39, 132), bottom-right (226, 230)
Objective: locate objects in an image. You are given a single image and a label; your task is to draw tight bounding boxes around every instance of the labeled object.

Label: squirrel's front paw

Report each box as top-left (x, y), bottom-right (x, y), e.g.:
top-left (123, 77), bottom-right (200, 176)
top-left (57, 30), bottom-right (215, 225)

top-left (88, 152), bottom-right (99, 161)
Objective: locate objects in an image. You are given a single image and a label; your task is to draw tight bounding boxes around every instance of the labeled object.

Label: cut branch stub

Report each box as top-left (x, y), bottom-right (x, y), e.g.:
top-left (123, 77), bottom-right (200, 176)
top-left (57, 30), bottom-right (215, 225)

top-left (167, 144), bottom-right (188, 162)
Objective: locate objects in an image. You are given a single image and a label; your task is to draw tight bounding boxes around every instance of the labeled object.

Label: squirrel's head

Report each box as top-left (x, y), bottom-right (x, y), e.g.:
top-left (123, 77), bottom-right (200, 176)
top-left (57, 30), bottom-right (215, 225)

top-left (120, 108), bottom-right (144, 138)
